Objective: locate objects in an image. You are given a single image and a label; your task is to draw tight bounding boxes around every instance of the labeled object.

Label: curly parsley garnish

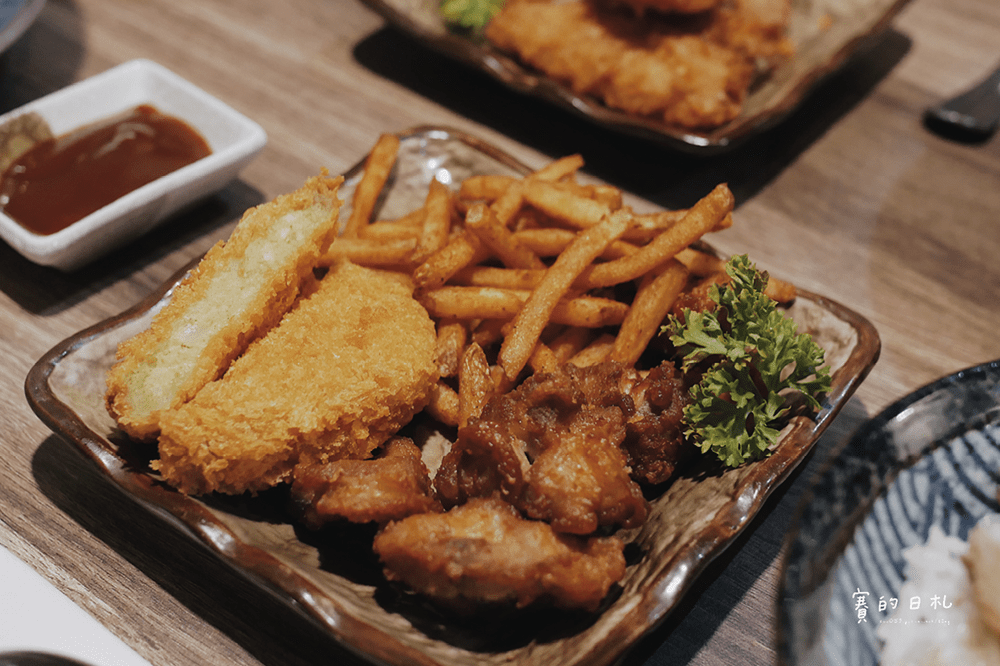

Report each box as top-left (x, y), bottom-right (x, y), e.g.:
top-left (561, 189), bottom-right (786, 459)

top-left (439, 0), bottom-right (504, 30)
top-left (665, 255), bottom-right (831, 468)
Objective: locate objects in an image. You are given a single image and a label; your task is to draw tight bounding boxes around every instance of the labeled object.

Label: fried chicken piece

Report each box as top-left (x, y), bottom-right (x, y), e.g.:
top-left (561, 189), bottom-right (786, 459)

top-left (444, 362), bottom-right (649, 534)
top-left (373, 497), bottom-right (626, 612)
top-left (438, 360), bottom-right (693, 510)
top-left (154, 261), bottom-right (439, 495)
top-left (486, 0), bottom-right (793, 129)
top-left (612, 361), bottom-right (692, 485)
top-left (105, 173), bottom-right (344, 441)
top-left (291, 437), bottom-right (442, 529)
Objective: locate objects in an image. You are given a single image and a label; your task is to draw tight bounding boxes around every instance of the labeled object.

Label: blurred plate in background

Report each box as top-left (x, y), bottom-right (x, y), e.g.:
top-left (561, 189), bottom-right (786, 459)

top-left (362, 0), bottom-right (913, 152)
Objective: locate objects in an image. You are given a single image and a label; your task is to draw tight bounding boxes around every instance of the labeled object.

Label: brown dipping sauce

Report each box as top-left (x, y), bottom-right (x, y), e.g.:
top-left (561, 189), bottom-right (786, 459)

top-left (0, 104), bottom-right (211, 235)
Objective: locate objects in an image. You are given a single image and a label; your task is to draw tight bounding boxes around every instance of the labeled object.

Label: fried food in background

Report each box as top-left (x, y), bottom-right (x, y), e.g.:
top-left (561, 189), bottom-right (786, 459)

top-left (485, 0), bottom-right (794, 129)
top-left (105, 173), bottom-right (344, 441)
top-left (155, 260), bottom-right (439, 495)
top-left (373, 497), bottom-right (627, 612)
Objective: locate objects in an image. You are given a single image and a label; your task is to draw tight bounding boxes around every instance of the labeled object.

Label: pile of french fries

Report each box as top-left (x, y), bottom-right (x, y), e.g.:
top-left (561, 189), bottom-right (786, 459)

top-left (324, 134), bottom-right (795, 429)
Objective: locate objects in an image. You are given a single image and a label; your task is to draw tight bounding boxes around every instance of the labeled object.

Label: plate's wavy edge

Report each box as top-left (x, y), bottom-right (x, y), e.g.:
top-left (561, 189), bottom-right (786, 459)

top-left (773, 357), bottom-right (1000, 666)
top-left (599, 287), bottom-right (882, 663)
top-left (360, 0), bottom-right (914, 153)
top-left (24, 125), bottom-right (880, 666)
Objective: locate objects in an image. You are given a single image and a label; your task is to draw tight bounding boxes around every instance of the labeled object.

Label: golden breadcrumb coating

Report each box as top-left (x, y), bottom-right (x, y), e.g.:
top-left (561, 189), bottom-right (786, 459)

top-left (154, 261), bottom-right (440, 495)
top-left (105, 173), bottom-right (345, 441)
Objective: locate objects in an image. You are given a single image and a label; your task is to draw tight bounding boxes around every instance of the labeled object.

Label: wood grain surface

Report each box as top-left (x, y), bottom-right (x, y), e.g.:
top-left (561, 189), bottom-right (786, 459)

top-left (0, 1), bottom-right (998, 665)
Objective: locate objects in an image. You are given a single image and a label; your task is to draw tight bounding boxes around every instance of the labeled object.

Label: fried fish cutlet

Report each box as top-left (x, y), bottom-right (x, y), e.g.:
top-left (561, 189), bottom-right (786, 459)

top-left (105, 173), bottom-right (345, 441)
top-left (154, 260), bottom-right (440, 495)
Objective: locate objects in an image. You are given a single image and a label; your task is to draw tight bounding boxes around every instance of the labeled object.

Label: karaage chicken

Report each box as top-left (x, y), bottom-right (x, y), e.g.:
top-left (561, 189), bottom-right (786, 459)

top-left (373, 496), bottom-right (626, 611)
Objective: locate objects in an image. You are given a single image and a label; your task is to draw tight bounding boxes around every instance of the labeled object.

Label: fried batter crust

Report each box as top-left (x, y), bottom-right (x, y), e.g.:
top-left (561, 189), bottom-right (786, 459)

top-left (292, 437), bottom-right (442, 528)
top-left (105, 173), bottom-right (344, 441)
top-left (154, 261), bottom-right (439, 495)
top-left (373, 497), bottom-right (626, 612)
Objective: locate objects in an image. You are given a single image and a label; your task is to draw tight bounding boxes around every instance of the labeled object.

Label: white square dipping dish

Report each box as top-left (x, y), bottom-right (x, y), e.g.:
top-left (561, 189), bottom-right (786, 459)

top-left (0, 58), bottom-right (267, 270)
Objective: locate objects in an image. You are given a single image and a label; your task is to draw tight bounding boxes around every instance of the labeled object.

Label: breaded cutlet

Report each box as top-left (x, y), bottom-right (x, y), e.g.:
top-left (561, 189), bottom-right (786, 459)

top-left (105, 173), bottom-right (344, 441)
top-left (155, 260), bottom-right (440, 495)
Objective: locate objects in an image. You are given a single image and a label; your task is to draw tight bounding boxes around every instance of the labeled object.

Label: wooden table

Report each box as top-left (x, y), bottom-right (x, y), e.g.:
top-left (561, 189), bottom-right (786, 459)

top-left (1, 0), bottom-right (998, 664)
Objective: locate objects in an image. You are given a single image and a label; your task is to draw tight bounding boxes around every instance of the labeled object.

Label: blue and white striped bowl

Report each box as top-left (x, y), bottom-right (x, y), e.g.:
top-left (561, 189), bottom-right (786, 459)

top-left (778, 359), bottom-right (1000, 665)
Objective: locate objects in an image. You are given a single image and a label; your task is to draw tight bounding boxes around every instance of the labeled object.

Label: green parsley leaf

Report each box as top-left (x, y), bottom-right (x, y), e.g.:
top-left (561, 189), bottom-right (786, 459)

top-left (439, 0), bottom-right (504, 30)
top-left (664, 255), bottom-right (831, 467)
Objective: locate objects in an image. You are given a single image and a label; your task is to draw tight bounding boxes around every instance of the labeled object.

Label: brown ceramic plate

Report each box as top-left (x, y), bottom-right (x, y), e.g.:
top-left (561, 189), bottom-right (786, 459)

top-left (26, 127), bottom-right (880, 666)
top-left (362, 0), bottom-right (912, 152)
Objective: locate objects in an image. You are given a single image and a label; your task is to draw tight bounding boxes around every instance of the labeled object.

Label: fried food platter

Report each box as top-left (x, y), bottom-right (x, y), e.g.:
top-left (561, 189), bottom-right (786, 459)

top-left (26, 127), bottom-right (880, 666)
top-left (362, 0), bottom-right (913, 152)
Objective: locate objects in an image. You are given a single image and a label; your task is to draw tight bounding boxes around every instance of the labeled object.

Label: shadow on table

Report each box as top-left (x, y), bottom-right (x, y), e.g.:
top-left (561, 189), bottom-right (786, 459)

top-left (0, 180), bottom-right (264, 316)
top-left (31, 435), bottom-right (371, 666)
top-left (353, 25), bottom-right (912, 210)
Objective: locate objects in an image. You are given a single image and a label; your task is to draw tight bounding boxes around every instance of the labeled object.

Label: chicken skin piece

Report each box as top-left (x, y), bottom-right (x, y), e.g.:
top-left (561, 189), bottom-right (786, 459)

top-left (373, 497), bottom-right (626, 612)
top-left (291, 437), bottom-right (442, 529)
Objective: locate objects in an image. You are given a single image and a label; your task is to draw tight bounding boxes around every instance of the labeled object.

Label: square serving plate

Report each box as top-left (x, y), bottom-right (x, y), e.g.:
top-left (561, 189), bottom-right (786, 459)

top-left (0, 58), bottom-right (267, 270)
top-left (26, 127), bottom-right (881, 666)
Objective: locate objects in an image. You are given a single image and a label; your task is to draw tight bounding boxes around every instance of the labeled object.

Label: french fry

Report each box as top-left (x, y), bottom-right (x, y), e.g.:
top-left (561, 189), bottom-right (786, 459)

top-left (452, 265), bottom-right (544, 290)
top-left (358, 216), bottom-right (424, 241)
top-left (547, 326), bottom-right (594, 365)
top-left (765, 276), bottom-right (797, 303)
top-left (426, 381), bottom-right (460, 428)
top-left (324, 237), bottom-right (416, 267)
top-left (465, 203), bottom-right (546, 269)
top-left (522, 180), bottom-right (612, 229)
top-left (458, 343), bottom-right (493, 428)
top-left (528, 340), bottom-right (560, 374)
top-left (499, 209), bottom-right (634, 380)
top-left (491, 154), bottom-right (586, 226)
top-left (342, 133), bottom-right (400, 237)
top-left (568, 333), bottom-right (616, 367)
top-left (575, 184), bottom-right (734, 289)
top-left (459, 174), bottom-right (518, 201)
top-left (420, 286), bottom-right (627, 328)
top-left (675, 247), bottom-right (797, 302)
top-left (676, 246), bottom-right (725, 276)
top-left (414, 178), bottom-right (453, 262)
top-left (412, 230), bottom-right (489, 292)
top-left (471, 318), bottom-right (508, 348)
top-left (512, 228), bottom-right (639, 260)
top-left (531, 153), bottom-right (585, 181)
top-left (609, 259), bottom-right (688, 367)
top-left (435, 318), bottom-right (468, 378)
